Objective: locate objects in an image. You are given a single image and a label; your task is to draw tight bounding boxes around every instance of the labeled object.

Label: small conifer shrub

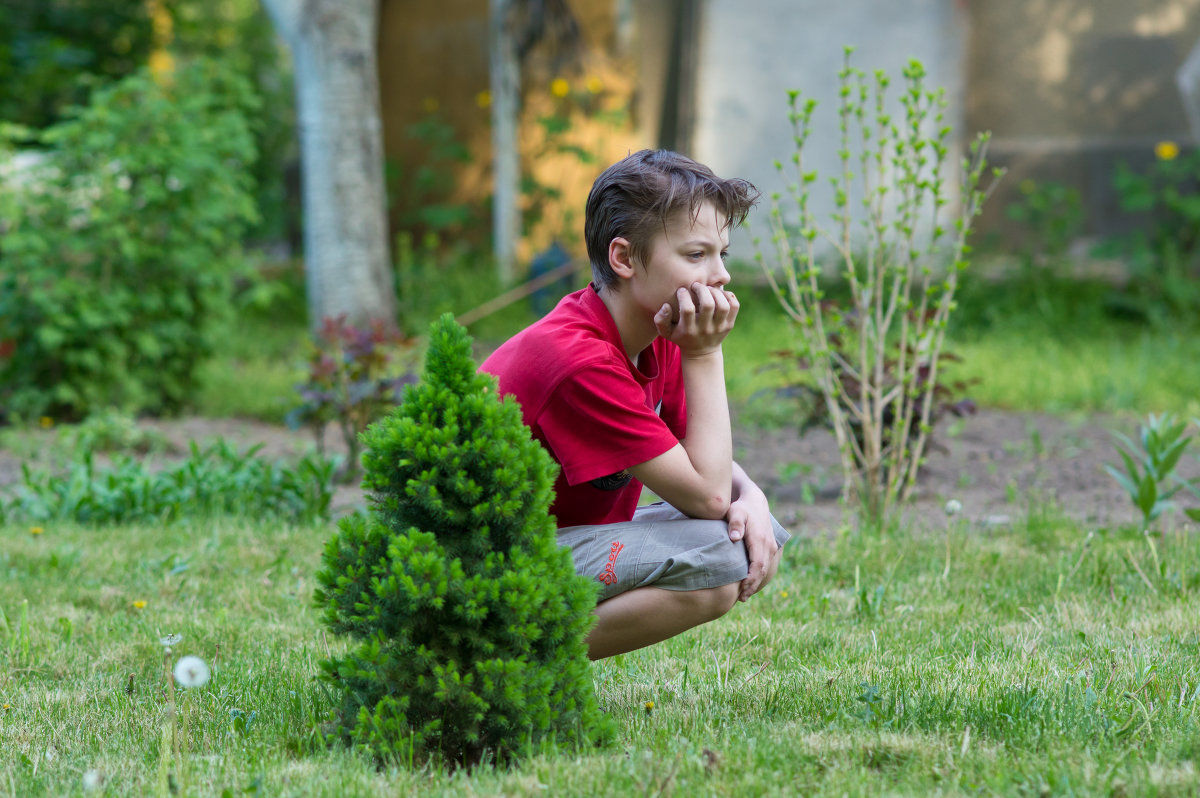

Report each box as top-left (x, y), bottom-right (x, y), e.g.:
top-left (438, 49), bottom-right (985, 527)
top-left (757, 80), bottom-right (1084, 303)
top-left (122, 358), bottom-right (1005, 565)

top-left (314, 314), bottom-right (612, 767)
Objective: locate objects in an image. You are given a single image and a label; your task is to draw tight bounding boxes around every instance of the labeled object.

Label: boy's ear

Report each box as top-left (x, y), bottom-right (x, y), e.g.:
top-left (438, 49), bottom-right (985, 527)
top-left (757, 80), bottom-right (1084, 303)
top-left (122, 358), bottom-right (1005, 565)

top-left (608, 237), bottom-right (636, 281)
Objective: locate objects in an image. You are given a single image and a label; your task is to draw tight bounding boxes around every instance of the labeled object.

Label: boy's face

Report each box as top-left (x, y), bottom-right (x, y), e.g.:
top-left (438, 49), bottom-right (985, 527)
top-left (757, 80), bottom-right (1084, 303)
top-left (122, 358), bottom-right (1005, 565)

top-left (632, 201), bottom-right (732, 323)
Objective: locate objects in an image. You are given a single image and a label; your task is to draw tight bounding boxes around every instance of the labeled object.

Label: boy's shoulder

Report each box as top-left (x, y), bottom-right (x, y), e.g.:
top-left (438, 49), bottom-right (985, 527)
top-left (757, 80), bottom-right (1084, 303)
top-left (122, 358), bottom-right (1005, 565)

top-left (481, 287), bottom-right (628, 406)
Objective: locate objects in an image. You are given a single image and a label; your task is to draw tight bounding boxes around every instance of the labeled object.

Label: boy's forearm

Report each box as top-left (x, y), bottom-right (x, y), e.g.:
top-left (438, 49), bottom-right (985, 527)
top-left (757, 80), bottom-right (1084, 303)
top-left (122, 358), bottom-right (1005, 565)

top-left (679, 349), bottom-right (733, 513)
top-left (730, 461), bottom-right (764, 502)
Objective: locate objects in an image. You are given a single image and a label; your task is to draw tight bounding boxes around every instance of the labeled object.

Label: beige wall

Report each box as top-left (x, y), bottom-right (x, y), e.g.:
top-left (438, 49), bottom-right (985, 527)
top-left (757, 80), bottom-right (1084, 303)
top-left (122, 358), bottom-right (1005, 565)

top-left (966, 0), bottom-right (1200, 237)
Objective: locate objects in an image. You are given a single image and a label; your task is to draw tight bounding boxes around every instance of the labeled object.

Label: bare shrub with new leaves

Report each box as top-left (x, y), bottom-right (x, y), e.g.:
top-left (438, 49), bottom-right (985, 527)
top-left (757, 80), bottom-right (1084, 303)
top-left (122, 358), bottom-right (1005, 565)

top-left (755, 48), bottom-right (1003, 523)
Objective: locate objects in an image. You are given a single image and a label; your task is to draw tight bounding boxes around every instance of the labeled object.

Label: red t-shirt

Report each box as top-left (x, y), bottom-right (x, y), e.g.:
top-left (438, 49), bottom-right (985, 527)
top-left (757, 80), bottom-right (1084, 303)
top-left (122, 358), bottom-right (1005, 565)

top-left (480, 285), bottom-right (687, 527)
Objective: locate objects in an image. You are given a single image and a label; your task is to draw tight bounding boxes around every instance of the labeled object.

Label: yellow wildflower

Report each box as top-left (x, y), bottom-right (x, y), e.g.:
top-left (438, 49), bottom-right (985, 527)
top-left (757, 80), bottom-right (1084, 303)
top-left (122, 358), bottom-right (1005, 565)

top-left (1, 704), bottom-right (9, 710)
top-left (475, 90), bottom-right (492, 109)
top-left (132, 600), bottom-right (147, 610)
top-left (1155, 141), bottom-right (1180, 161)
top-left (421, 97), bottom-right (439, 114)
top-left (585, 75), bottom-right (603, 94)
top-left (148, 50), bottom-right (175, 81)
top-left (780, 590), bottom-right (788, 599)
top-left (29, 526), bottom-right (43, 536)
top-left (39, 416), bottom-right (53, 429)
top-left (550, 78), bottom-right (570, 98)
top-left (644, 700), bottom-right (654, 713)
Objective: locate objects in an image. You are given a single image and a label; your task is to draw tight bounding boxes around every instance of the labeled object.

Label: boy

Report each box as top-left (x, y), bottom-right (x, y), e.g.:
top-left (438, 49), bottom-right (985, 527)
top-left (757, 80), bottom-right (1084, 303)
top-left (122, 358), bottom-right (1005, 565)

top-left (481, 149), bottom-right (789, 660)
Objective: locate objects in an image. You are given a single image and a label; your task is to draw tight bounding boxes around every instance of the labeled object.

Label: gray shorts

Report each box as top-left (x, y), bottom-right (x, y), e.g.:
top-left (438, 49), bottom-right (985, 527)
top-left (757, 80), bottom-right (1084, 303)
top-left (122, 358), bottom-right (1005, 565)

top-left (557, 503), bottom-right (792, 602)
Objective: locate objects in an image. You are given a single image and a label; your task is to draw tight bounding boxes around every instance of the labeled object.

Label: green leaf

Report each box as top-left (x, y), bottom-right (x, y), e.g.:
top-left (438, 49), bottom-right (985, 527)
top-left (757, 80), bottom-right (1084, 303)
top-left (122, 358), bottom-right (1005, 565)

top-left (1153, 435), bottom-right (1192, 478)
top-left (1104, 464), bottom-right (1140, 502)
top-left (1136, 475), bottom-right (1158, 518)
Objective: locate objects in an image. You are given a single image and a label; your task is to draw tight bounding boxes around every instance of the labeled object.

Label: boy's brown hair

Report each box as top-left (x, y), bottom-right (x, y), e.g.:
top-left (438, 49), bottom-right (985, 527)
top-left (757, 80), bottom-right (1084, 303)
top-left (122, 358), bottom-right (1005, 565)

top-left (584, 149), bottom-right (759, 291)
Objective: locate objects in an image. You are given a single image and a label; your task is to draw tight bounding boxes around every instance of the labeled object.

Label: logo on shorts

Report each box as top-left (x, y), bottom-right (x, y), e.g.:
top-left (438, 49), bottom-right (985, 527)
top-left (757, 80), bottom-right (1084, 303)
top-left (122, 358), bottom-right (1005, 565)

top-left (598, 541), bottom-right (624, 585)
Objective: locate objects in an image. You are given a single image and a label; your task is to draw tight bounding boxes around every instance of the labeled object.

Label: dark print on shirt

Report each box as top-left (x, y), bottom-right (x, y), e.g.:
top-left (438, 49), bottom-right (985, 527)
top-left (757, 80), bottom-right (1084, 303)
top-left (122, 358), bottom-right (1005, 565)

top-left (590, 469), bottom-right (633, 491)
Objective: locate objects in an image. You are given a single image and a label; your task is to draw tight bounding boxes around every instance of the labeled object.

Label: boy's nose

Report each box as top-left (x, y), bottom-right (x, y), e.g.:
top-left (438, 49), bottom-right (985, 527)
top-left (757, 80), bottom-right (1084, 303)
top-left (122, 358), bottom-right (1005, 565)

top-left (710, 260), bottom-right (731, 288)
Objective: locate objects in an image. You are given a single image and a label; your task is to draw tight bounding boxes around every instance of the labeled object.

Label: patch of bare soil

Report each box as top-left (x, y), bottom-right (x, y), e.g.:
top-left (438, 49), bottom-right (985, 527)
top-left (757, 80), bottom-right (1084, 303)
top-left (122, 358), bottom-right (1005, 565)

top-left (739, 409), bottom-right (1199, 535)
top-left (2, 410), bottom-right (1195, 533)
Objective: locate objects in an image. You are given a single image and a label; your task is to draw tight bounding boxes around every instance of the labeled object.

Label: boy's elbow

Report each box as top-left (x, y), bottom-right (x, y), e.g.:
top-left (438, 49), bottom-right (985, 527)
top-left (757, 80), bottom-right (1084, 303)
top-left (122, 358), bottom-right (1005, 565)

top-left (692, 492), bottom-right (730, 520)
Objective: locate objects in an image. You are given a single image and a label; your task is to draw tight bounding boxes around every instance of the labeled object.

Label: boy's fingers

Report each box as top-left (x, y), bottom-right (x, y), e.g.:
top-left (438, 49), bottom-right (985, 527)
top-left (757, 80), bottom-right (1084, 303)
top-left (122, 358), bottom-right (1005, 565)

top-left (737, 523), bottom-right (777, 601)
top-left (724, 290), bottom-right (739, 324)
top-left (691, 282), bottom-right (715, 316)
top-left (726, 504), bottom-right (747, 541)
top-left (675, 286), bottom-right (696, 320)
top-left (711, 286), bottom-right (731, 316)
top-left (739, 563), bottom-right (765, 601)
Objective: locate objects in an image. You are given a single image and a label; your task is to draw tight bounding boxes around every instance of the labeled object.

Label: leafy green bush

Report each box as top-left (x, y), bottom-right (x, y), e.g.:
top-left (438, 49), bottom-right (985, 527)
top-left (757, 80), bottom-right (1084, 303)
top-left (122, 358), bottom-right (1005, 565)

top-left (0, 440), bottom-right (334, 525)
top-left (754, 50), bottom-right (1001, 523)
top-left (1004, 178), bottom-right (1084, 265)
top-left (0, 57), bottom-right (259, 421)
top-left (765, 332), bottom-right (978, 454)
top-left (287, 316), bottom-right (417, 482)
top-left (1100, 142), bottom-right (1200, 322)
top-left (0, 0), bottom-right (154, 130)
top-left (315, 315), bottom-right (611, 767)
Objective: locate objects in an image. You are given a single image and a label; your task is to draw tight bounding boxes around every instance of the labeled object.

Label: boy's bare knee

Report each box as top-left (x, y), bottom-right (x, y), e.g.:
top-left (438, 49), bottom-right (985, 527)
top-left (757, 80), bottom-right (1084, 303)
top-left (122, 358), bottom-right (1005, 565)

top-left (761, 547), bottom-right (783, 588)
top-left (683, 582), bottom-right (739, 622)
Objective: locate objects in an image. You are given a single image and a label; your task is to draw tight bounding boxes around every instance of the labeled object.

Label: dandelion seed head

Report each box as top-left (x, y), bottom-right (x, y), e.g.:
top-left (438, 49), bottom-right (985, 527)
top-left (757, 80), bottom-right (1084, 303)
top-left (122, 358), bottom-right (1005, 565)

top-left (83, 769), bottom-right (103, 790)
top-left (159, 633), bottom-right (182, 648)
top-left (944, 499), bottom-right (962, 517)
top-left (174, 655), bottom-right (211, 688)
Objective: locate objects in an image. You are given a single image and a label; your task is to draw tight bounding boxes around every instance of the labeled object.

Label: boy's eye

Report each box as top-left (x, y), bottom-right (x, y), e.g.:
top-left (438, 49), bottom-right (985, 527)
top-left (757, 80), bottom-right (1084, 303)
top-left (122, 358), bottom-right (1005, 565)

top-left (720, 251), bottom-right (730, 261)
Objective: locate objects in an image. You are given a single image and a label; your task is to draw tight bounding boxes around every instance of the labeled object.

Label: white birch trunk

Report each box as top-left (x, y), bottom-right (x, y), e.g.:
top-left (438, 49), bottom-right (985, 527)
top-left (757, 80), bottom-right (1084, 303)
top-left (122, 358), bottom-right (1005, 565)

top-left (261, 0), bottom-right (396, 331)
top-left (489, 0), bottom-right (521, 284)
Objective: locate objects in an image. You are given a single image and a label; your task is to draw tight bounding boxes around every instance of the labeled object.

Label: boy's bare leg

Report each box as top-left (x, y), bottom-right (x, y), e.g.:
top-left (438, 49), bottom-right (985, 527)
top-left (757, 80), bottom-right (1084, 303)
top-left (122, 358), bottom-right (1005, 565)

top-left (585, 583), bottom-right (739, 660)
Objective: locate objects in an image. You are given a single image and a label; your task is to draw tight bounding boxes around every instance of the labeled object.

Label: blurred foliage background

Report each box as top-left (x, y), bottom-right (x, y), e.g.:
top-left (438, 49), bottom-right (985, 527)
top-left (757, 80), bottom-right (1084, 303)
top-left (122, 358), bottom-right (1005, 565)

top-left (0, 1), bottom-right (1198, 428)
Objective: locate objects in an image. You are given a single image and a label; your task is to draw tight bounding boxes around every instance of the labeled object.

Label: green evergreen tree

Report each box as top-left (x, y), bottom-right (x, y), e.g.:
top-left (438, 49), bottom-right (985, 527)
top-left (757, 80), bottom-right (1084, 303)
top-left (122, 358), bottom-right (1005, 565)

top-left (315, 314), bottom-right (612, 766)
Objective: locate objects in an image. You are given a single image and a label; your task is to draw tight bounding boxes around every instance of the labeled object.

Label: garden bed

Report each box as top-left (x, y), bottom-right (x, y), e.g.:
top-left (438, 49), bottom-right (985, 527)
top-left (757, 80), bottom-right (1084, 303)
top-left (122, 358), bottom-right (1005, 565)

top-left (4, 408), bottom-right (1192, 533)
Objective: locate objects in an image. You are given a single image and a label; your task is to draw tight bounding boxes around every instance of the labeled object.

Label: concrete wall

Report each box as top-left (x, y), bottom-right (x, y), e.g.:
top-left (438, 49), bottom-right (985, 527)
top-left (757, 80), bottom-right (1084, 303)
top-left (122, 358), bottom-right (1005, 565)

top-left (691, 0), bottom-right (968, 259)
top-left (965, 0), bottom-right (1200, 239)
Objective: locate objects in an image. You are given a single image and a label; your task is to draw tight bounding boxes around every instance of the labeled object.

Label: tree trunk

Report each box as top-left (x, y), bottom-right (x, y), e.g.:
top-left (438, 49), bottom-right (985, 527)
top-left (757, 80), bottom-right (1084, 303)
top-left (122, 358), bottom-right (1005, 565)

top-left (261, 0), bottom-right (396, 331)
top-left (489, 0), bottom-right (520, 285)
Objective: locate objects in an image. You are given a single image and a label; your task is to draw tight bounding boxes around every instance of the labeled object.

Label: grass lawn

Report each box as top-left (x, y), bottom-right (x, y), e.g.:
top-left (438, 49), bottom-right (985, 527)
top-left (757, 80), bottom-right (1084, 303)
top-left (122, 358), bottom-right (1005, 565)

top-left (6, 265), bottom-right (1200, 795)
top-left (3, 509), bottom-right (1199, 795)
